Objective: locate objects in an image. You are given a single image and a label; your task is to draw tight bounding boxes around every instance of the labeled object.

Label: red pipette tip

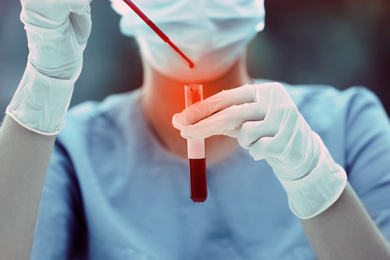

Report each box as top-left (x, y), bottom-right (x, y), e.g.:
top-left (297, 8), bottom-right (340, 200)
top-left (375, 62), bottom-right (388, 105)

top-left (122, 0), bottom-right (195, 69)
top-left (167, 41), bottom-right (194, 68)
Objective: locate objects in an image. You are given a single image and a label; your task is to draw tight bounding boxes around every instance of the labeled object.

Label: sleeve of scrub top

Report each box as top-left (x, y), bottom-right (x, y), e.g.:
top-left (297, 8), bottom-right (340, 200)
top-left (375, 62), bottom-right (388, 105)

top-left (345, 87), bottom-right (390, 241)
top-left (30, 139), bottom-right (88, 259)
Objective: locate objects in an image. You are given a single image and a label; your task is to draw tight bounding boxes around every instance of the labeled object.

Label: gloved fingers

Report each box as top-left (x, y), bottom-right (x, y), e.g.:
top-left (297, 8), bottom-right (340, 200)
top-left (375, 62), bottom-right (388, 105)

top-left (66, 0), bottom-right (92, 15)
top-left (69, 6), bottom-right (92, 45)
top-left (177, 102), bottom-right (267, 139)
top-left (21, 3), bottom-right (67, 27)
top-left (234, 120), bottom-right (274, 149)
top-left (247, 132), bottom-right (291, 161)
top-left (252, 109), bottom-right (302, 161)
top-left (241, 84), bottom-right (299, 154)
top-left (173, 84), bottom-right (257, 127)
top-left (265, 107), bottom-right (299, 156)
top-left (271, 116), bottom-right (318, 179)
top-left (238, 86), bottom-right (301, 159)
top-left (248, 135), bottom-right (274, 161)
top-left (21, 0), bottom-right (91, 24)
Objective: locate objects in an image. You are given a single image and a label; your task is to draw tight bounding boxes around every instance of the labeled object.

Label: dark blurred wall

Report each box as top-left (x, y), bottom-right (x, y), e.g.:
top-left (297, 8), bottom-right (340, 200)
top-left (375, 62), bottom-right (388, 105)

top-left (1, 0), bottom-right (389, 116)
top-left (248, 0), bottom-right (390, 114)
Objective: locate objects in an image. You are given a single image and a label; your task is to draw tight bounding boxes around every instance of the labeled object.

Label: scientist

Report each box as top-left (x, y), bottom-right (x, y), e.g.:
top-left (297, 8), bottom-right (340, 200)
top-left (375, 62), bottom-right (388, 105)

top-left (1, 0), bottom-right (390, 259)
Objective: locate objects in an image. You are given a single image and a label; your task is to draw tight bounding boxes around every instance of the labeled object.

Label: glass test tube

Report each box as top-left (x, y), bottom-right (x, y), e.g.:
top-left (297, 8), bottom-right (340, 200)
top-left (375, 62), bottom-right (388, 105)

top-left (185, 84), bottom-right (207, 203)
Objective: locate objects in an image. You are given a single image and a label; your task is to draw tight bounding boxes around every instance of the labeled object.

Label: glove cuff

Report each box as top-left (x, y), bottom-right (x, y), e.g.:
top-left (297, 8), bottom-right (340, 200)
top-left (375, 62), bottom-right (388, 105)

top-left (278, 134), bottom-right (347, 219)
top-left (6, 61), bottom-right (75, 135)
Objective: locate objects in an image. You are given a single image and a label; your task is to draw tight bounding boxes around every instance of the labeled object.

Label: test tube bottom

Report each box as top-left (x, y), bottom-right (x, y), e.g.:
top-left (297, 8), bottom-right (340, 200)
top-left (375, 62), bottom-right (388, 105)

top-left (189, 158), bottom-right (207, 203)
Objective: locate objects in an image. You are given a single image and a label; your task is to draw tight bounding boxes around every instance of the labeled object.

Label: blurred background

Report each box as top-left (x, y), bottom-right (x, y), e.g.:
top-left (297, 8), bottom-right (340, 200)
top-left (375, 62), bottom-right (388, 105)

top-left (1, 0), bottom-right (389, 117)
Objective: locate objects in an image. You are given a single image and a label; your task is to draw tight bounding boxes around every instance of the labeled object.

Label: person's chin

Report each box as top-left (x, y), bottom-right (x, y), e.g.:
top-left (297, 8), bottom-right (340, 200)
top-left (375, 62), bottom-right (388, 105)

top-left (159, 61), bottom-right (235, 84)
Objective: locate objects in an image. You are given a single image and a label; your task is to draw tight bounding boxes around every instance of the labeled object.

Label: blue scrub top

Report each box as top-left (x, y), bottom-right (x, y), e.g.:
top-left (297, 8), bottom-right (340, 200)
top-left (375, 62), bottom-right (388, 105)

top-left (31, 81), bottom-right (390, 260)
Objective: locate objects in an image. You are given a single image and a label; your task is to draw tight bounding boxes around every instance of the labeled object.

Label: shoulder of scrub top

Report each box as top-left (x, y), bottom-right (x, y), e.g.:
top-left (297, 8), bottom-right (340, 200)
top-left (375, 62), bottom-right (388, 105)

top-left (59, 89), bottom-right (142, 137)
top-left (253, 78), bottom-right (386, 116)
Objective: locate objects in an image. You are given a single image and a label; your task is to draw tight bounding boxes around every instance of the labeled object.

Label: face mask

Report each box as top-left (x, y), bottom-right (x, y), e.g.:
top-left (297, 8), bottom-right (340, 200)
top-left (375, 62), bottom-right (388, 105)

top-left (111, 0), bottom-right (265, 83)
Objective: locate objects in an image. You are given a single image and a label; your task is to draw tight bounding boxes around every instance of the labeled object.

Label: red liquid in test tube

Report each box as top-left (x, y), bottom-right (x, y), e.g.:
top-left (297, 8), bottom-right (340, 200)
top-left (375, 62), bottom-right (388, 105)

top-left (185, 84), bottom-right (207, 203)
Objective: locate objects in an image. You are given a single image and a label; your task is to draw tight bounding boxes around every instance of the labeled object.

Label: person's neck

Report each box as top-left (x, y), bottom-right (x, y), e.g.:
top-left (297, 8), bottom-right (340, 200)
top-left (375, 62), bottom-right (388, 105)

top-left (140, 55), bottom-right (252, 164)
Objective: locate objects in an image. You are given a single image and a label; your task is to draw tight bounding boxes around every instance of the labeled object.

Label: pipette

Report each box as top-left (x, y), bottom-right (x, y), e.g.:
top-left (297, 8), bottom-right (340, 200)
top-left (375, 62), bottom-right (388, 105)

top-left (122, 0), bottom-right (195, 68)
top-left (185, 84), bottom-right (207, 203)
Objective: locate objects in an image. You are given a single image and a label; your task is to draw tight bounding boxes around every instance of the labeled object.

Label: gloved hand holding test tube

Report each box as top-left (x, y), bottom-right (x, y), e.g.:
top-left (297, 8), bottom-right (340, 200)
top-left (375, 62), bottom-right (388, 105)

top-left (173, 83), bottom-right (347, 218)
top-left (185, 84), bottom-right (207, 203)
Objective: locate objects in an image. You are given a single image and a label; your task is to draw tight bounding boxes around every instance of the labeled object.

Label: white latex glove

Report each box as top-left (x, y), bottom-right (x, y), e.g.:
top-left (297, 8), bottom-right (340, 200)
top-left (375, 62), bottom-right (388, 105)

top-left (6, 0), bottom-right (92, 135)
top-left (173, 83), bottom-right (347, 219)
